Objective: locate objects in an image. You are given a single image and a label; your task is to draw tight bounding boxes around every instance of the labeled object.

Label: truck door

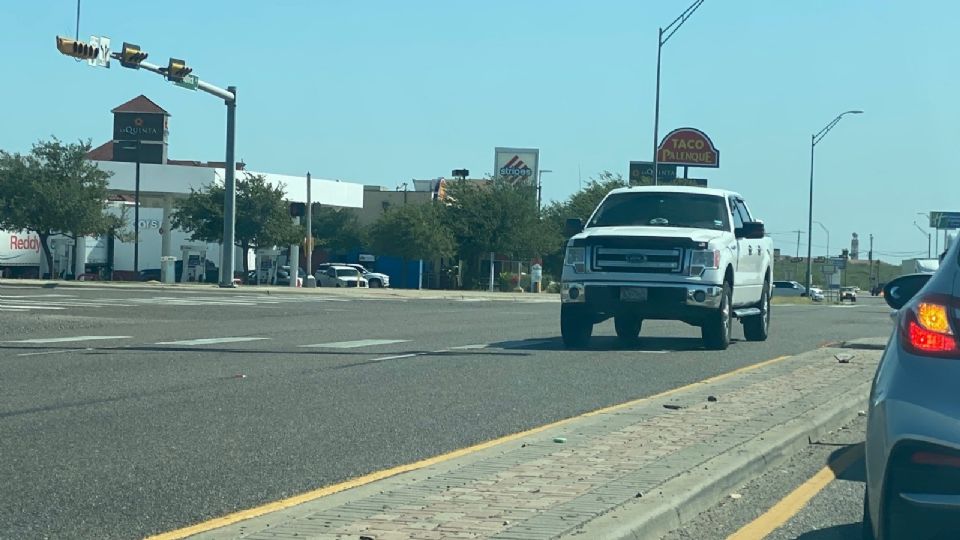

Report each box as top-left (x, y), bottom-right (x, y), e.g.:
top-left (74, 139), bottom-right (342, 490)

top-left (727, 196), bottom-right (747, 305)
top-left (732, 198), bottom-right (762, 302)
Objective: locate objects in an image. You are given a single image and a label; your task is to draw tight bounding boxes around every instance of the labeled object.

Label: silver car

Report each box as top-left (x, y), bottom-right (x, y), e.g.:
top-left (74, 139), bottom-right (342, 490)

top-left (863, 242), bottom-right (960, 539)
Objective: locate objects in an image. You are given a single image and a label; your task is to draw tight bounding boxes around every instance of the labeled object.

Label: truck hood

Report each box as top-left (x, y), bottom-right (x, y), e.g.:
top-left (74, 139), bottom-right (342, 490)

top-left (573, 226), bottom-right (727, 244)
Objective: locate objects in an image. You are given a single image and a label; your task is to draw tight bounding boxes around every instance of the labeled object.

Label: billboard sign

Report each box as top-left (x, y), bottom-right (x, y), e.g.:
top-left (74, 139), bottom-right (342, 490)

top-left (929, 211), bottom-right (960, 230)
top-left (656, 127), bottom-right (720, 168)
top-left (113, 113), bottom-right (166, 142)
top-left (629, 161), bottom-right (677, 185)
top-left (494, 147), bottom-right (539, 186)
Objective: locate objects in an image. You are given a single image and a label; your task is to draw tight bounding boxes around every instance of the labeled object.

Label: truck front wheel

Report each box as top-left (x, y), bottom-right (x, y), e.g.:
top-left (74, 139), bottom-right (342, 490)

top-left (702, 283), bottom-right (732, 350)
top-left (561, 304), bottom-right (593, 348)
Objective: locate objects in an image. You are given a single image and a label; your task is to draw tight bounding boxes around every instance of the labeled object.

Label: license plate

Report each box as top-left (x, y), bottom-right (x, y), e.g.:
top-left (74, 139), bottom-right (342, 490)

top-left (620, 287), bottom-right (648, 302)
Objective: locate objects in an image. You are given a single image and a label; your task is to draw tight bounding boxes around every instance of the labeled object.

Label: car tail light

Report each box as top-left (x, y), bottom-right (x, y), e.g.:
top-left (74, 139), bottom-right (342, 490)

top-left (912, 451), bottom-right (960, 469)
top-left (901, 296), bottom-right (959, 356)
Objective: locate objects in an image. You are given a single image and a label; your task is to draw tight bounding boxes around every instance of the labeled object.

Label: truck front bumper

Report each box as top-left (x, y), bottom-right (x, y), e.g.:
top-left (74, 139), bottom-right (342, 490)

top-left (561, 281), bottom-right (723, 309)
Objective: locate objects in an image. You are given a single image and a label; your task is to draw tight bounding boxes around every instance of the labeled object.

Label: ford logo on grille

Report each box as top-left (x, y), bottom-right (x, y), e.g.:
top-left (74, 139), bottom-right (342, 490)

top-left (626, 254), bottom-right (648, 263)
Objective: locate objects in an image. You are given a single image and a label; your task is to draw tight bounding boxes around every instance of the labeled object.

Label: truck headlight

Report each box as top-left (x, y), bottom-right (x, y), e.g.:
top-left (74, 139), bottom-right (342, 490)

top-left (689, 249), bottom-right (720, 276)
top-left (564, 246), bottom-right (586, 273)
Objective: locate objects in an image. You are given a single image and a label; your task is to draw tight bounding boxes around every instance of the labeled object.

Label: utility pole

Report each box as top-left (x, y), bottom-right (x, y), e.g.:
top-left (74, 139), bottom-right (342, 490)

top-left (868, 233), bottom-right (874, 285)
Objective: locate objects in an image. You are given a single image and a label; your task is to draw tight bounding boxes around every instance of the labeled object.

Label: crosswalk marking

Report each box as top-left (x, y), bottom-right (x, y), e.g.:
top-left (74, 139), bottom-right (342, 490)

top-left (3, 335), bottom-right (131, 344)
top-left (300, 339), bottom-right (410, 349)
top-left (0, 293), bottom-right (353, 312)
top-left (155, 337), bottom-right (270, 346)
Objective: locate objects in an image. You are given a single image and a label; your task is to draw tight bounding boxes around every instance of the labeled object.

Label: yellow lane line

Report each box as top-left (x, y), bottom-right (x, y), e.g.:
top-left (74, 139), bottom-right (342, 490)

top-left (726, 443), bottom-right (864, 540)
top-left (147, 354), bottom-right (792, 540)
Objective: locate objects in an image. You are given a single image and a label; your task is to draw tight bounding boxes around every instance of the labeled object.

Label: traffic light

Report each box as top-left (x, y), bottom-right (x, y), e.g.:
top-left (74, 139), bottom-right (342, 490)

top-left (55, 36), bottom-right (99, 60)
top-left (163, 58), bottom-right (192, 82)
top-left (119, 42), bottom-right (148, 69)
top-left (289, 202), bottom-right (306, 217)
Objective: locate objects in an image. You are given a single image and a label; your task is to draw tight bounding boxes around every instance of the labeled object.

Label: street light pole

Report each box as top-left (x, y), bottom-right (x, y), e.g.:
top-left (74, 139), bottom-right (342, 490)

top-left (815, 221), bottom-right (829, 259)
top-left (537, 169), bottom-right (552, 212)
top-left (305, 171), bottom-right (312, 276)
top-left (221, 86), bottom-right (238, 287)
top-left (913, 221), bottom-right (932, 258)
top-left (652, 0), bottom-right (705, 186)
top-left (805, 110), bottom-right (863, 295)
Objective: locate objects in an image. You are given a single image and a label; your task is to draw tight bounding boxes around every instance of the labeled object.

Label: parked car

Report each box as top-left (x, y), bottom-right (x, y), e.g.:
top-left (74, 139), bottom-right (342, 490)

top-left (840, 286), bottom-right (857, 302)
top-left (276, 266), bottom-right (304, 286)
top-left (807, 286), bottom-right (825, 302)
top-left (344, 263), bottom-right (390, 288)
top-left (863, 250), bottom-right (960, 539)
top-left (316, 265), bottom-right (368, 288)
top-left (773, 280), bottom-right (807, 297)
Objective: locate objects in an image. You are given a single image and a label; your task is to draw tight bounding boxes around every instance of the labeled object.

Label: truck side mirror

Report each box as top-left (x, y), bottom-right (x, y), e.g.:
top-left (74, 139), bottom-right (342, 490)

top-left (564, 218), bottom-right (584, 236)
top-left (737, 221), bottom-right (765, 239)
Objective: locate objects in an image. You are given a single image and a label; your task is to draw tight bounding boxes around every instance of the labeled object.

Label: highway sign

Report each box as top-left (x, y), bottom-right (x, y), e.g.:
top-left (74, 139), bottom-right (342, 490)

top-left (87, 36), bottom-right (110, 68)
top-left (930, 211), bottom-right (960, 230)
top-left (175, 74), bottom-right (199, 91)
top-left (830, 257), bottom-right (847, 270)
top-left (821, 264), bottom-right (835, 275)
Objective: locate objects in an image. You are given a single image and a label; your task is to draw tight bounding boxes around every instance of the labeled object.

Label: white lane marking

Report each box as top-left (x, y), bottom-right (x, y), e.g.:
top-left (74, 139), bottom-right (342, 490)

top-left (300, 339), bottom-right (410, 349)
top-left (155, 337), bottom-right (270, 346)
top-left (0, 307), bottom-right (30, 312)
top-left (3, 335), bottom-right (131, 344)
top-left (0, 304), bottom-right (65, 311)
top-left (450, 344), bottom-right (488, 350)
top-left (370, 353), bottom-right (420, 361)
top-left (0, 294), bottom-right (76, 298)
top-left (16, 350), bottom-right (71, 357)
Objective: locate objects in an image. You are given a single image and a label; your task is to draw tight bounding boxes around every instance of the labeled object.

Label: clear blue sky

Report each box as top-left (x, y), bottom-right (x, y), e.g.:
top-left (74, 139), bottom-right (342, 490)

top-left (1, 0), bottom-right (957, 263)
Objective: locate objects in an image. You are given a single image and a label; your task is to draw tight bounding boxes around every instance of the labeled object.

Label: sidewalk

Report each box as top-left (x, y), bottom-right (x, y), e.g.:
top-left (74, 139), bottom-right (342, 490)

top-left (175, 338), bottom-right (885, 540)
top-left (0, 279), bottom-right (558, 303)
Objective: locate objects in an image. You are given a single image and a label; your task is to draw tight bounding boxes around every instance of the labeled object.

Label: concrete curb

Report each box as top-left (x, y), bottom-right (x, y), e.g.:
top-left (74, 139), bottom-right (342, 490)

top-left (561, 380), bottom-right (872, 539)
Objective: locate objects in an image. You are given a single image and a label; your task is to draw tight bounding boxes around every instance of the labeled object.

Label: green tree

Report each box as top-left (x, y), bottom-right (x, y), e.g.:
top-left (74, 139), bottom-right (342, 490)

top-left (0, 138), bottom-right (120, 276)
top-left (172, 173), bottom-right (303, 274)
top-left (443, 179), bottom-right (558, 288)
top-left (368, 202), bottom-right (454, 261)
top-left (311, 204), bottom-right (367, 254)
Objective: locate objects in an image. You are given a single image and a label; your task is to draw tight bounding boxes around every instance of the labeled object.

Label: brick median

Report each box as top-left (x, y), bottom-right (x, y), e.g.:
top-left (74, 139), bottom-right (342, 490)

top-left (198, 347), bottom-right (880, 540)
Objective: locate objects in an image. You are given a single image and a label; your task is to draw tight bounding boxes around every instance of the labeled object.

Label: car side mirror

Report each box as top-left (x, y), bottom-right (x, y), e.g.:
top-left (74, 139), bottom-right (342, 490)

top-left (564, 218), bottom-right (584, 236)
top-left (736, 221), bottom-right (765, 239)
top-left (883, 273), bottom-right (933, 310)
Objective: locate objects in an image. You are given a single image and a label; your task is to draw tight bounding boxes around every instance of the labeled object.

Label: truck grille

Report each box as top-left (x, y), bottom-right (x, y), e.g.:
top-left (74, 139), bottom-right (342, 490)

top-left (585, 236), bottom-right (691, 274)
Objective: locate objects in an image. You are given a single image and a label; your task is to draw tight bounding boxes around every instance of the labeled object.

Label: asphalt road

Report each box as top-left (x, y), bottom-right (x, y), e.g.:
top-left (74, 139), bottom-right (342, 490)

top-left (0, 286), bottom-right (891, 539)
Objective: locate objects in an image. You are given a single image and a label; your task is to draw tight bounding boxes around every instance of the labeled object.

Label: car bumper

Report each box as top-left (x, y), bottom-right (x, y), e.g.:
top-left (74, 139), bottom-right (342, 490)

top-left (561, 281), bottom-right (723, 309)
top-left (865, 331), bottom-right (960, 538)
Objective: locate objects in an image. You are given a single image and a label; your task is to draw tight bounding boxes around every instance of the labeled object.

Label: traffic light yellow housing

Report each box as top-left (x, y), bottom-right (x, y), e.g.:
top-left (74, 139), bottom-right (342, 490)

top-left (120, 42), bottom-right (148, 69)
top-left (56, 36), bottom-right (99, 60)
top-left (165, 58), bottom-right (192, 82)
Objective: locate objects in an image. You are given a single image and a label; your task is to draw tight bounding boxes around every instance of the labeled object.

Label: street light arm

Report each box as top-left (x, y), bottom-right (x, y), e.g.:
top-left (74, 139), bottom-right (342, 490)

top-left (913, 221), bottom-right (931, 238)
top-left (661, 0), bottom-right (706, 46)
top-left (813, 110), bottom-right (863, 146)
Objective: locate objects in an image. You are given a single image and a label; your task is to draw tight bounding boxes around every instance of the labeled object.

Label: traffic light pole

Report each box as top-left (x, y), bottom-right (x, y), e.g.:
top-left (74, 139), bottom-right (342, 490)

top-left (119, 59), bottom-right (238, 287)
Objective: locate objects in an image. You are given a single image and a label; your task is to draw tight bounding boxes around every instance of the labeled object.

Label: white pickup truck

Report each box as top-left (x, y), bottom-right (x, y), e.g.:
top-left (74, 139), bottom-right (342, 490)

top-left (560, 186), bottom-right (774, 350)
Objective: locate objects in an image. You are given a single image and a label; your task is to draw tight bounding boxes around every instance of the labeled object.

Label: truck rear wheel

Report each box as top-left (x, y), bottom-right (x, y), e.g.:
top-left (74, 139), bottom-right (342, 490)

top-left (702, 283), bottom-right (732, 350)
top-left (614, 314), bottom-right (642, 345)
top-left (561, 304), bottom-right (593, 349)
top-left (743, 281), bottom-right (770, 342)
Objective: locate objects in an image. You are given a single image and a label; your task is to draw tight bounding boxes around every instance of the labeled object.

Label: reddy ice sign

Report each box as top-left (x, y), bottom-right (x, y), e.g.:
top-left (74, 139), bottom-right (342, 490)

top-left (0, 231), bottom-right (42, 266)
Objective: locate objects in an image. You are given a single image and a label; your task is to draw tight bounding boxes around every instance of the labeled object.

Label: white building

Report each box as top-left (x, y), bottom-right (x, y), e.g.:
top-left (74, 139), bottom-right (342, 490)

top-left (0, 95), bottom-right (363, 281)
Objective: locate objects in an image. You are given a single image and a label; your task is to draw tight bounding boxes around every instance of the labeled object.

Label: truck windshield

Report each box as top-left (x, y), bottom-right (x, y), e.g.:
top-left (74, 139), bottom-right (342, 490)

top-left (587, 192), bottom-right (730, 230)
